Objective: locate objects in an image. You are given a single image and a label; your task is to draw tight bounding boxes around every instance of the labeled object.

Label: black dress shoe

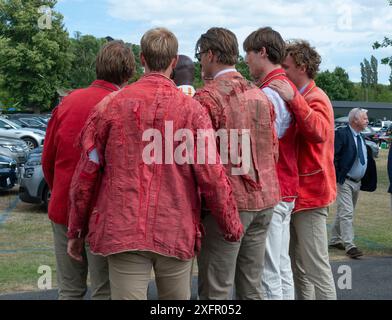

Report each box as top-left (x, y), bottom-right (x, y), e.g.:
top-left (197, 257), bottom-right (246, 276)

top-left (329, 243), bottom-right (345, 250)
top-left (346, 247), bottom-right (363, 259)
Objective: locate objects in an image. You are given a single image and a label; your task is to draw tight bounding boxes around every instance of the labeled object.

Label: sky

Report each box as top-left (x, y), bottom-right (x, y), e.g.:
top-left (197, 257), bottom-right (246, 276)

top-left (56, 0), bottom-right (392, 84)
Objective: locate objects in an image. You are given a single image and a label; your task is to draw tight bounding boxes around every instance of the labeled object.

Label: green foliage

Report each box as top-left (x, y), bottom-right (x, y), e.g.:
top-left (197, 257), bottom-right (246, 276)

top-left (128, 43), bottom-right (144, 83)
top-left (67, 32), bottom-right (107, 89)
top-left (236, 56), bottom-right (251, 81)
top-left (316, 67), bottom-right (354, 100)
top-left (373, 0), bottom-right (392, 86)
top-left (0, 0), bottom-right (71, 112)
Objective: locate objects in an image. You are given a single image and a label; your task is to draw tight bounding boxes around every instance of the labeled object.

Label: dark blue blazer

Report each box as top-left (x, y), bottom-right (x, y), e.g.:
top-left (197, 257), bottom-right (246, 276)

top-left (334, 126), bottom-right (377, 192)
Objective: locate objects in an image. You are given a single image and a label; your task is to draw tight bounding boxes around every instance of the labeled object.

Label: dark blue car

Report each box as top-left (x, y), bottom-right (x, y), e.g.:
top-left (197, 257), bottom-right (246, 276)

top-left (0, 155), bottom-right (18, 190)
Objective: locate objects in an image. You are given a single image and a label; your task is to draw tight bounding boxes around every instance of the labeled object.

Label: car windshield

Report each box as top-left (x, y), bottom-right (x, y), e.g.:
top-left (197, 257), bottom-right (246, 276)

top-left (3, 118), bottom-right (22, 129)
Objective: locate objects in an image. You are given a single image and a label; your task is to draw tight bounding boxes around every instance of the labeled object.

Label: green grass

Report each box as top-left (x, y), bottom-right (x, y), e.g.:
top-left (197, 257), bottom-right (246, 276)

top-left (0, 201), bottom-right (57, 293)
top-left (0, 150), bottom-right (392, 294)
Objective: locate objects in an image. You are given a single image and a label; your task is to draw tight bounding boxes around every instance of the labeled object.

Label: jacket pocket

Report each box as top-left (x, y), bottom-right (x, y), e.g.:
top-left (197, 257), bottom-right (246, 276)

top-left (299, 169), bottom-right (326, 198)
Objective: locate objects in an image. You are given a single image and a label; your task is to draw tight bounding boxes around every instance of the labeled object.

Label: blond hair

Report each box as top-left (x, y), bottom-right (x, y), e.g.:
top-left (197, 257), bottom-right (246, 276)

top-left (141, 28), bottom-right (178, 72)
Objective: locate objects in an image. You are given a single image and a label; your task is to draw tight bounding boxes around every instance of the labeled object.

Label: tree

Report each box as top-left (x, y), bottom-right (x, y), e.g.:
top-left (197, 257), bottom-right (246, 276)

top-left (0, 0), bottom-right (71, 112)
top-left (236, 56), bottom-right (251, 81)
top-left (67, 32), bottom-right (107, 89)
top-left (316, 67), bottom-right (354, 100)
top-left (370, 55), bottom-right (378, 86)
top-left (373, 0), bottom-right (392, 87)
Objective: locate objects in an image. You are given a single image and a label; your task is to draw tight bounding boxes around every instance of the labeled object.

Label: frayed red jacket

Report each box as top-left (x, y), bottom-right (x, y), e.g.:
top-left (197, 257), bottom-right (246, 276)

top-left (67, 73), bottom-right (243, 260)
top-left (194, 71), bottom-right (280, 211)
top-left (42, 80), bottom-right (119, 226)
top-left (287, 81), bottom-right (337, 213)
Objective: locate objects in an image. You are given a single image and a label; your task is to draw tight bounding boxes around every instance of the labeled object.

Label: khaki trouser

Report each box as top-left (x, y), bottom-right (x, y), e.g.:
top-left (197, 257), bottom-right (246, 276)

top-left (198, 208), bottom-right (273, 300)
top-left (51, 222), bottom-right (110, 300)
top-left (290, 208), bottom-right (337, 300)
top-left (108, 251), bottom-right (193, 300)
top-left (330, 180), bottom-right (361, 251)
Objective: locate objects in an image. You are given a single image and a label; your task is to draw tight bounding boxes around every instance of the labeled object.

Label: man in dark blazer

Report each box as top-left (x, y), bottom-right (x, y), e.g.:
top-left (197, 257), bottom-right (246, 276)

top-left (330, 108), bottom-right (377, 259)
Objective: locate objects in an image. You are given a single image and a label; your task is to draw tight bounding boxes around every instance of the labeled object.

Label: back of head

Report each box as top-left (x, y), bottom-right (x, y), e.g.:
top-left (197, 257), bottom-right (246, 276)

top-left (96, 40), bottom-right (136, 86)
top-left (243, 27), bottom-right (285, 65)
top-left (195, 27), bottom-right (239, 66)
top-left (286, 40), bottom-right (321, 79)
top-left (141, 28), bottom-right (178, 72)
top-left (173, 55), bottom-right (195, 86)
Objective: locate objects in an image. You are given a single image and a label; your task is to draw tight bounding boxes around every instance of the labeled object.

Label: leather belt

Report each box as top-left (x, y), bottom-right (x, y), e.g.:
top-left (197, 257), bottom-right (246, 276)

top-left (346, 176), bottom-right (361, 183)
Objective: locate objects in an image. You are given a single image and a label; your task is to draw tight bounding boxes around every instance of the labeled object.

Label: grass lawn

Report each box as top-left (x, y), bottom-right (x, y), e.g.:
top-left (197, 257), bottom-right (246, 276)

top-left (0, 150), bottom-right (391, 294)
top-left (0, 199), bottom-right (57, 294)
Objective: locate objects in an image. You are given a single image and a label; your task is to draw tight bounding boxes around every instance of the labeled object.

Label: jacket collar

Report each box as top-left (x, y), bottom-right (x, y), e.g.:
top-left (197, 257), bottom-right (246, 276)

top-left (142, 72), bottom-right (177, 88)
top-left (301, 80), bottom-right (317, 98)
top-left (257, 68), bottom-right (286, 88)
top-left (90, 80), bottom-right (120, 92)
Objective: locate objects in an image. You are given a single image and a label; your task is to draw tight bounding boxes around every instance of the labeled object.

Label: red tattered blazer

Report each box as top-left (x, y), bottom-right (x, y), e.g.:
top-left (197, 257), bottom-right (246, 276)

top-left (42, 80), bottom-right (120, 226)
top-left (67, 73), bottom-right (243, 260)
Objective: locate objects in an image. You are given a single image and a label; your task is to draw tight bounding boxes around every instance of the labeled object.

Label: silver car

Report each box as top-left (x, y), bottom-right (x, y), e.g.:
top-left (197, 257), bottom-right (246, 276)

top-left (0, 117), bottom-right (45, 150)
top-left (19, 147), bottom-right (50, 207)
top-left (0, 137), bottom-right (29, 166)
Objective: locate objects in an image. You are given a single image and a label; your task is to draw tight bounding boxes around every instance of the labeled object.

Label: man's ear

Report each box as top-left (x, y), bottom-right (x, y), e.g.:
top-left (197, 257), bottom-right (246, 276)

top-left (171, 55), bottom-right (179, 70)
top-left (259, 47), bottom-right (267, 58)
top-left (207, 49), bottom-right (216, 63)
top-left (300, 64), bottom-right (307, 75)
top-left (140, 53), bottom-right (146, 67)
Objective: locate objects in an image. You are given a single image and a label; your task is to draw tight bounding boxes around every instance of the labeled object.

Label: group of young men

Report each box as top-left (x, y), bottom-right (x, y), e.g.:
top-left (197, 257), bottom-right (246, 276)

top-left (42, 26), bottom-right (340, 300)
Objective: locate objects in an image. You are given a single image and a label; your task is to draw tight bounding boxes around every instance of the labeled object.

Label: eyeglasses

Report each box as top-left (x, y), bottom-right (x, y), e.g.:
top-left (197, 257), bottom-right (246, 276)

top-left (195, 51), bottom-right (208, 62)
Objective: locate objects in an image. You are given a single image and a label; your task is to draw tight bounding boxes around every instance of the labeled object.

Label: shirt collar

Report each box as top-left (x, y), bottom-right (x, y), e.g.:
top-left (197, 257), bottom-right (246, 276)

top-left (299, 83), bottom-right (310, 94)
top-left (214, 68), bottom-right (237, 80)
top-left (90, 80), bottom-right (121, 92)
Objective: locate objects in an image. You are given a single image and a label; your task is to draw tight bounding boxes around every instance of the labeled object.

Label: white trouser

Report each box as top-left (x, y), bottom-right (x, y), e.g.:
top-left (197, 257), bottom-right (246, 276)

top-left (262, 201), bottom-right (295, 300)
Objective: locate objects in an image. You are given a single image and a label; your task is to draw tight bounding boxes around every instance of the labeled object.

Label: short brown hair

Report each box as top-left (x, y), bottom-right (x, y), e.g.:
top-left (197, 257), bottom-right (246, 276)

top-left (96, 40), bottom-right (135, 85)
top-left (286, 40), bottom-right (321, 79)
top-left (243, 27), bottom-right (286, 64)
top-left (141, 28), bottom-right (178, 72)
top-left (196, 28), bottom-right (239, 65)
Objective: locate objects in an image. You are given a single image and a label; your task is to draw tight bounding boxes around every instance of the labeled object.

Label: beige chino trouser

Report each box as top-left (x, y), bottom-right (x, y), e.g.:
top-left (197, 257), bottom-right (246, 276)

top-left (108, 251), bottom-right (193, 300)
top-left (330, 180), bottom-right (361, 251)
top-left (290, 208), bottom-right (337, 300)
top-left (51, 222), bottom-right (110, 300)
top-left (198, 208), bottom-right (273, 300)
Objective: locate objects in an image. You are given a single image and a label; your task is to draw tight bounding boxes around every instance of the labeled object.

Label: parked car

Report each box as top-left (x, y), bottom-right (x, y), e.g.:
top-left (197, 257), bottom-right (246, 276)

top-left (361, 126), bottom-right (378, 142)
top-left (5, 114), bottom-right (47, 131)
top-left (19, 147), bottom-right (50, 207)
top-left (0, 117), bottom-right (45, 150)
top-left (0, 155), bottom-right (18, 190)
top-left (364, 138), bottom-right (380, 158)
top-left (0, 136), bottom-right (29, 166)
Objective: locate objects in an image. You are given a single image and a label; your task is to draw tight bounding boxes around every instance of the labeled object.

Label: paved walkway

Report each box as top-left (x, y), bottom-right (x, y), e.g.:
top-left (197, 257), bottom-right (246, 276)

top-left (1, 256), bottom-right (391, 300)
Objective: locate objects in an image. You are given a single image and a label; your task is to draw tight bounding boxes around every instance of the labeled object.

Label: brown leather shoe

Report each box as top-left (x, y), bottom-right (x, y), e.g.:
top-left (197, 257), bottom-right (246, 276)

top-left (329, 243), bottom-right (345, 250)
top-left (346, 247), bottom-right (363, 259)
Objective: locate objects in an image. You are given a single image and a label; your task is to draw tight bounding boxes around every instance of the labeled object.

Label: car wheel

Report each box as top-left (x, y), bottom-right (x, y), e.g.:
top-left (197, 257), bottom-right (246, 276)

top-left (43, 185), bottom-right (51, 208)
top-left (22, 137), bottom-right (38, 151)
